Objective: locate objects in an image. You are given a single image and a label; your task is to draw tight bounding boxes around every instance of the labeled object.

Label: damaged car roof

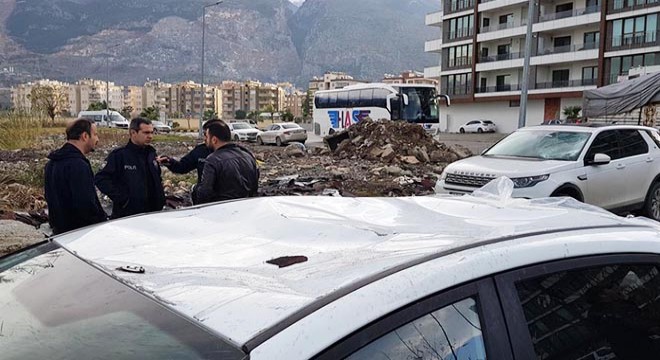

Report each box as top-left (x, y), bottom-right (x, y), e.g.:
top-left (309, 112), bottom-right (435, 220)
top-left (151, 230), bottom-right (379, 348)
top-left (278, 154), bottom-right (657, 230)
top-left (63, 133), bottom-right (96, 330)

top-left (53, 194), bottom-right (651, 350)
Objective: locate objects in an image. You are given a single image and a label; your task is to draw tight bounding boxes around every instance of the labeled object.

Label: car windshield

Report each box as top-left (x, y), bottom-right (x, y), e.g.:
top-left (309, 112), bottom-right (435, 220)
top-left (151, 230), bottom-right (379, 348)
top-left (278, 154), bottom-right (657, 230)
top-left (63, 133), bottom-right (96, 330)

top-left (0, 244), bottom-right (244, 360)
top-left (232, 123), bottom-right (251, 129)
top-left (282, 124), bottom-right (300, 129)
top-left (483, 120), bottom-right (494, 124)
top-left (484, 130), bottom-right (592, 161)
top-left (110, 114), bottom-right (125, 122)
top-left (397, 87), bottom-right (439, 123)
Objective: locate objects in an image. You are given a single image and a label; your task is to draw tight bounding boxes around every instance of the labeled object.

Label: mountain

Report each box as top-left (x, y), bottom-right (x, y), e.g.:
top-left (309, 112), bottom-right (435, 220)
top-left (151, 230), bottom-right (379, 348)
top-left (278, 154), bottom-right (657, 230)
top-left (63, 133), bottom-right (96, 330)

top-left (0, 0), bottom-right (438, 87)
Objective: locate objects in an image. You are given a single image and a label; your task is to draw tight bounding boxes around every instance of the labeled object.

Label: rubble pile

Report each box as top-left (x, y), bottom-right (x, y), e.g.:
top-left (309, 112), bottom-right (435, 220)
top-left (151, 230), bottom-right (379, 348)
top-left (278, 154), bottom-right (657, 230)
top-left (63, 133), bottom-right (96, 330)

top-left (329, 119), bottom-right (472, 164)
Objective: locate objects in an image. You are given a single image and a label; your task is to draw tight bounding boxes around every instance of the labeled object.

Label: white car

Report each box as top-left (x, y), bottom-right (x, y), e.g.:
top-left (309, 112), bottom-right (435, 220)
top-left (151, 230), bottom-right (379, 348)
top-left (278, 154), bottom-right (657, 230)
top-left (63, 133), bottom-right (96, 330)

top-left (257, 122), bottom-right (307, 146)
top-left (2, 195), bottom-right (660, 359)
top-left (459, 120), bottom-right (497, 133)
top-left (228, 122), bottom-right (262, 142)
top-left (77, 110), bottom-right (129, 129)
top-left (437, 124), bottom-right (660, 220)
top-left (151, 120), bottom-right (172, 133)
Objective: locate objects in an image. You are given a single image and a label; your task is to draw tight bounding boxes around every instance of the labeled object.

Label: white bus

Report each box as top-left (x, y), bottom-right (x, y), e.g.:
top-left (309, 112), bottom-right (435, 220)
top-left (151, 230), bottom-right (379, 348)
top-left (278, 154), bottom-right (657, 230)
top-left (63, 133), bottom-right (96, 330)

top-left (312, 83), bottom-right (450, 136)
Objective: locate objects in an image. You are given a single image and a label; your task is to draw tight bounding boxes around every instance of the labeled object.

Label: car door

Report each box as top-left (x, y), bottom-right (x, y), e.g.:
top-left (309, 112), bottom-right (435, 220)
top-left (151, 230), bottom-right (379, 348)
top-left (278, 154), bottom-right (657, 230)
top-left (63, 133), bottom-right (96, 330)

top-left (262, 125), bottom-right (276, 143)
top-left (465, 121), bottom-right (478, 132)
top-left (495, 254), bottom-right (660, 360)
top-left (315, 279), bottom-right (513, 360)
top-left (616, 129), bottom-right (651, 205)
top-left (582, 130), bottom-right (627, 209)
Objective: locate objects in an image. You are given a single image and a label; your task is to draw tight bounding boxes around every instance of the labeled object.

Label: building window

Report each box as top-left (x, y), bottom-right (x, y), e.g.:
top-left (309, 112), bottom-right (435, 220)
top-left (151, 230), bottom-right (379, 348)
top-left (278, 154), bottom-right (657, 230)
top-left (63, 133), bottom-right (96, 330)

top-left (582, 66), bottom-right (598, 85)
top-left (496, 75), bottom-right (511, 91)
top-left (611, 14), bottom-right (658, 48)
top-left (442, 73), bottom-right (472, 95)
top-left (497, 44), bottom-right (511, 60)
top-left (447, 44), bottom-right (473, 67)
top-left (608, 52), bottom-right (659, 83)
top-left (583, 31), bottom-right (600, 49)
top-left (499, 13), bottom-right (513, 24)
top-left (448, 14), bottom-right (474, 40)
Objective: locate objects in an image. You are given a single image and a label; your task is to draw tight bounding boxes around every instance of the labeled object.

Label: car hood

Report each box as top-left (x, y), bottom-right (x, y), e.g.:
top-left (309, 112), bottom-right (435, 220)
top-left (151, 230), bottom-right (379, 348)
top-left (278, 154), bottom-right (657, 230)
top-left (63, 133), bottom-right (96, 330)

top-left (445, 155), bottom-right (577, 177)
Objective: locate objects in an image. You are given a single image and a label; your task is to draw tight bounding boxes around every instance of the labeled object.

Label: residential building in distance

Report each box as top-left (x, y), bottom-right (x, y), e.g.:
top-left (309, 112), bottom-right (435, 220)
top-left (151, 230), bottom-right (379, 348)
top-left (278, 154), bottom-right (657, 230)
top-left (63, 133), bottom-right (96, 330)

top-left (307, 72), bottom-right (368, 115)
top-left (68, 78), bottom-right (123, 116)
top-left (123, 86), bottom-right (144, 116)
top-left (285, 90), bottom-right (307, 118)
top-left (424, 0), bottom-right (659, 132)
top-left (171, 81), bottom-right (215, 118)
top-left (383, 70), bottom-right (439, 85)
top-left (11, 79), bottom-right (71, 112)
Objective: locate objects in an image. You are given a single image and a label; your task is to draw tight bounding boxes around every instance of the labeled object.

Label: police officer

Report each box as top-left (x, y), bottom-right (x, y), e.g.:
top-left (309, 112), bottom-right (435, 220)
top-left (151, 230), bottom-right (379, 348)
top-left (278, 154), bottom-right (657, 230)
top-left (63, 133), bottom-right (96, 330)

top-left (95, 117), bottom-right (165, 219)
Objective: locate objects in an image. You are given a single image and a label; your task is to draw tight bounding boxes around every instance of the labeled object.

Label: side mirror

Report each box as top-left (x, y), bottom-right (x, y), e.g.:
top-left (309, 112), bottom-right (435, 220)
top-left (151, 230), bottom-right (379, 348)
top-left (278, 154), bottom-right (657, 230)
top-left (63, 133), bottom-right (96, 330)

top-left (437, 94), bottom-right (451, 107)
top-left (587, 153), bottom-right (611, 166)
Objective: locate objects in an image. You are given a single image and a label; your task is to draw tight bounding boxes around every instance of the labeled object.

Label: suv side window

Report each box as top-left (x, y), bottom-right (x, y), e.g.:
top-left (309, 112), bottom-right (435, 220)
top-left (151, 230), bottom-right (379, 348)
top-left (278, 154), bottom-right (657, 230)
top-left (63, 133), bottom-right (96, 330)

top-left (501, 258), bottom-right (660, 360)
top-left (346, 297), bottom-right (487, 360)
top-left (618, 129), bottom-right (648, 157)
top-left (586, 130), bottom-right (621, 160)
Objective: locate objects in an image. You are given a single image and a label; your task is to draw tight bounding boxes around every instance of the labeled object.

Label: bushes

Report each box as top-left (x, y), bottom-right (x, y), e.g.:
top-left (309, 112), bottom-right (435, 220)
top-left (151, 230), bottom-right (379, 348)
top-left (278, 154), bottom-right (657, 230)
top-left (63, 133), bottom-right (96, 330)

top-left (0, 111), bottom-right (45, 150)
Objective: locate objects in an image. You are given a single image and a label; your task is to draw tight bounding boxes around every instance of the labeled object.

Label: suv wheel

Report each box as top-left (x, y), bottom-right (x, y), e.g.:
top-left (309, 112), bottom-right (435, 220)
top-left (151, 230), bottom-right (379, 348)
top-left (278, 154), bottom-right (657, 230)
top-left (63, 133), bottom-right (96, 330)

top-left (459, 128), bottom-right (465, 133)
top-left (477, 128), bottom-right (483, 133)
top-left (276, 137), bottom-right (283, 146)
top-left (643, 181), bottom-right (660, 221)
top-left (234, 135), bottom-right (239, 142)
top-left (257, 136), bottom-right (264, 145)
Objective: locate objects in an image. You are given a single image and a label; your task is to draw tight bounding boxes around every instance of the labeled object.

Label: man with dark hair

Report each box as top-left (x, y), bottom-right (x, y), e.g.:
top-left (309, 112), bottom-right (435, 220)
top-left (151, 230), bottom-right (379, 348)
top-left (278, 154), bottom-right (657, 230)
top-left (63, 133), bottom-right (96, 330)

top-left (196, 120), bottom-right (259, 204)
top-left (44, 119), bottom-right (107, 234)
top-left (95, 117), bottom-right (165, 219)
top-left (156, 119), bottom-right (220, 204)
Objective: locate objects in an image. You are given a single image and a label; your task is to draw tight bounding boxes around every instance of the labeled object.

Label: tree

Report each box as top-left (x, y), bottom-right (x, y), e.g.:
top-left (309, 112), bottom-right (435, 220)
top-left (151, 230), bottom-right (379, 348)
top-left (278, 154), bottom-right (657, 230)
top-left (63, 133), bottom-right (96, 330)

top-left (87, 101), bottom-right (106, 111)
top-left (28, 84), bottom-right (69, 124)
top-left (282, 109), bottom-right (294, 122)
top-left (562, 106), bottom-right (582, 123)
top-left (203, 109), bottom-right (217, 120)
top-left (140, 106), bottom-right (160, 121)
top-left (247, 111), bottom-right (260, 121)
top-left (121, 106), bottom-right (134, 119)
top-left (235, 109), bottom-right (247, 120)
top-left (264, 104), bottom-right (276, 123)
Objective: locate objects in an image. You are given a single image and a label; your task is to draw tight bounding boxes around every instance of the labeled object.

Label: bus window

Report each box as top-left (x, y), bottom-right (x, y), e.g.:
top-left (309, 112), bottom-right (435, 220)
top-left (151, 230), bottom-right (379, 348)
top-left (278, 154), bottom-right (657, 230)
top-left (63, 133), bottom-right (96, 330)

top-left (373, 89), bottom-right (389, 108)
top-left (348, 90), bottom-right (360, 108)
top-left (318, 93), bottom-right (329, 108)
top-left (328, 92), bottom-right (338, 108)
top-left (337, 91), bottom-right (349, 108)
top-left (390, 95), bottom-right (401, 120)
top-left (359, 89), bottom-right (373, 107)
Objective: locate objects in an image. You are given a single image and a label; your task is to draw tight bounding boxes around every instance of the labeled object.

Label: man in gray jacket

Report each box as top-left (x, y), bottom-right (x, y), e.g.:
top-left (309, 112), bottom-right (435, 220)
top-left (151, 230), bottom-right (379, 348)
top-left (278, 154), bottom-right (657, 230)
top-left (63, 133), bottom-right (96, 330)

top-left (196, 121), bottom-right (259, 204)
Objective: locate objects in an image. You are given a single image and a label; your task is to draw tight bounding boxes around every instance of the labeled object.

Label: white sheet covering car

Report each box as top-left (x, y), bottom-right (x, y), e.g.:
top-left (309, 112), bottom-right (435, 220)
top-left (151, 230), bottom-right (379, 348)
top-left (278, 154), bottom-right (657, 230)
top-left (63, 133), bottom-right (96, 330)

top-left (228, 122), bottom-right (261, 142)
top-left (257, 122), bottom-right (307, 146)
top-left (3, 190), bottom-right (660, 359)
top-left (437, 124), bottom-right (660, 220)
top-left (459, 120), bottom-right (497, 133)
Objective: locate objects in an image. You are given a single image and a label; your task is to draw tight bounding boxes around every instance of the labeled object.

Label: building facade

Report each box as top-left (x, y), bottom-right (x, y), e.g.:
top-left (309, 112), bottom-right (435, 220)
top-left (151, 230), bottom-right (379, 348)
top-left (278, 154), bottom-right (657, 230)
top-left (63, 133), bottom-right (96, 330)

top-left (11, 79), bottom-right (71, 112)
top-left (383, 71), bottom-right (439, 85)
top-left (68, 78), bottom-right (123, 116)
top-left (424, 0), bottom-right (659, 132)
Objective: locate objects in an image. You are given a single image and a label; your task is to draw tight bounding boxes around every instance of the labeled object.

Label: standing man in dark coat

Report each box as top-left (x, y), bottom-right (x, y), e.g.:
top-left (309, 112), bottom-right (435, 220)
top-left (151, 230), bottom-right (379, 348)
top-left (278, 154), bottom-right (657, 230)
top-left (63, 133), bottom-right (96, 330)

top-left (44, 119), bottom-right (107, 234)
top-left (95, 118), bottom-right (165, 219)
top-left (196, 121), bottom-right (259, 204)
top-left (156, 119), bottom-right (219, 204)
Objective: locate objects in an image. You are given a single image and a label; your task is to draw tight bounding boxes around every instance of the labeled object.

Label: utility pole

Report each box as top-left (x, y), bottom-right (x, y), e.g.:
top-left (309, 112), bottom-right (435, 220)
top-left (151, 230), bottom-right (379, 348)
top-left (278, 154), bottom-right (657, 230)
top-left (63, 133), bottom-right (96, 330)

top-left (106, 57), bottom-right (110, 124)
top-left (200, 1), bottom-right (224, 138)
top-left (518, 0), bottom-right (537, 129)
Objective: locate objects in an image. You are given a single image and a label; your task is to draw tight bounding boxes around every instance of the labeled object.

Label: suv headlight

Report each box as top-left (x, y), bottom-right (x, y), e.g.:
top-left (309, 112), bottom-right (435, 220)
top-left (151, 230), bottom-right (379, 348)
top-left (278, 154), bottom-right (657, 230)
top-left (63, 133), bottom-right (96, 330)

top-left (511, 174), bottom-right (549, 188)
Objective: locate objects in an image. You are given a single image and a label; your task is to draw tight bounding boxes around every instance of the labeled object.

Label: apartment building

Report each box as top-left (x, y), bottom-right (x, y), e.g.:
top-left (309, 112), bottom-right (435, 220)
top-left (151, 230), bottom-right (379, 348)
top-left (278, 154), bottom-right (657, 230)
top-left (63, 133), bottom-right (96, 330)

top-left (284, 90), bottom-right (306, 118)
top-left (424, 0), bottom-right (659, 132)
top-left (171, 81), bottom-right (215, 117)
top-left (68, 78), bottom-right (123, 116)
top-left (11, 79), bottom-right (71, 112)
top-left (383, 71), bottom-right (439, 85)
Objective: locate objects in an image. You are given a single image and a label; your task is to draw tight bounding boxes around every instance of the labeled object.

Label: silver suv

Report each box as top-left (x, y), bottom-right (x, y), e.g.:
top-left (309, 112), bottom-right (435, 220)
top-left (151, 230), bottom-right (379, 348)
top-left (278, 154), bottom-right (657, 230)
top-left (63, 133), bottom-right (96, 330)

top-left (437, 124), bottom-right (660, 220)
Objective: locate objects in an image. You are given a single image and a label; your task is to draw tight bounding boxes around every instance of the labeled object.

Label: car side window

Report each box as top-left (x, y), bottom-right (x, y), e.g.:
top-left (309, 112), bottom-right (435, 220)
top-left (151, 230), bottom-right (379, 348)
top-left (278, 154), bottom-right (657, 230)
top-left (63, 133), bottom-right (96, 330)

top-left (346, 297), bottom-right (488, 360)
top-left (513, 262), bottom-right (660, 360)
top-left (273, 125), bottom-right (280, 131)
top-left (618, 129), bottom-right (648, 157)
top-left (586, 130), bottom-right (621, 160)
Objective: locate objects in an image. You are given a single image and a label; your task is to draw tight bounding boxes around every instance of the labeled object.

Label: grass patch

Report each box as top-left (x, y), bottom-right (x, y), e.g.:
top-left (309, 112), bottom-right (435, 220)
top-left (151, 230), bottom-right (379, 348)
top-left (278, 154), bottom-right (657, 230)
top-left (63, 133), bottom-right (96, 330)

top-left (154, 133), bottom-right (188, 143)
top-left (0, 111), bottom-right (46, 150)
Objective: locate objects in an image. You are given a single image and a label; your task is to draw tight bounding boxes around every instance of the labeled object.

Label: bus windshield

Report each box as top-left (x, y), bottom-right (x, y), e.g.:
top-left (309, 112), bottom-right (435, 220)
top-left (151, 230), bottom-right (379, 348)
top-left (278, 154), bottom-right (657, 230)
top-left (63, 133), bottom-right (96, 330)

top-left (397, 87), bottom-right (439, 123)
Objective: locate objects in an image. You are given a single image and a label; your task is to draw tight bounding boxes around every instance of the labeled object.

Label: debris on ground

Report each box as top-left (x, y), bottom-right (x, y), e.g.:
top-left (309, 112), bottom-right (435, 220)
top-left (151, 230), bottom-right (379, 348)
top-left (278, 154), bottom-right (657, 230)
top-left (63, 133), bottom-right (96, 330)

top-left (0, 220), bottom-right (46, 257)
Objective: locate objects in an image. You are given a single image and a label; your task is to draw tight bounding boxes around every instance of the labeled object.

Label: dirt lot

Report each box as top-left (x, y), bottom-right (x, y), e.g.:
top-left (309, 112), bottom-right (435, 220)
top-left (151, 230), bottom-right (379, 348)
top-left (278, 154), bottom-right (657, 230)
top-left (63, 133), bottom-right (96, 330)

top-left (0, 120), bottom-right (487, 256)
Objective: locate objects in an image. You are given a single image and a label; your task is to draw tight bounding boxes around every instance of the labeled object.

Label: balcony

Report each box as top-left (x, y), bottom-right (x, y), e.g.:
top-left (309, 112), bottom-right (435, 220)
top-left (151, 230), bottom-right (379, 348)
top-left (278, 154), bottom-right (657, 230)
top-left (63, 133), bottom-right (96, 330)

top-left (539, 5), bottom-right (600, 22)
top-left (608, 31), bottom-right (659, 51)
top-left (446, 86), bottom-right (474, 97)
top-left (534, 79), bottom-right (598, 89)
top-left (479, 51), bottom-right (524, 62)
top-left (425, 39), bottom-right (444, 53)
top-left (537, 43), bottom-right (599, 55)
top-left (608, 0), bottom-right (659, 13)
top-left (445, 28), bottom-right (474, 42)
top-left (476, 83), bottom-right (523, 93)
top-left (426, 10), bottom-right (444, 26)
top-left (424, 66), bottom-right (443, 78)
top-left (445, 56), bottom-right (473, 69)
top-left (481, 19), bottom-right (527, 33)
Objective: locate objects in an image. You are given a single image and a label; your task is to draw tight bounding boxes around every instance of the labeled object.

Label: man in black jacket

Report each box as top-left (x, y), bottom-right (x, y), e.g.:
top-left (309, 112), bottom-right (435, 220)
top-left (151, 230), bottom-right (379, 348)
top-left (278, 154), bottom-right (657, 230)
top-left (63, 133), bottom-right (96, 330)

top-left (196, 121), bottom-right (259, 204)
top-left (45, 119), bottom-right (107, 234)
top-left (95, 118), bottom-right (165, 219)
top-left (156, 119), bottom-right (219, 204)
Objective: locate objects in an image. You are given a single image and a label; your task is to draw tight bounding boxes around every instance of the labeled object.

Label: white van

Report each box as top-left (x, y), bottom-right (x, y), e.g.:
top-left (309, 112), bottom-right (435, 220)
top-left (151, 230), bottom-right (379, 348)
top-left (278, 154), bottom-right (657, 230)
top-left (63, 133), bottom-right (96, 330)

top-left (77, 110), bottom-right (130, 129)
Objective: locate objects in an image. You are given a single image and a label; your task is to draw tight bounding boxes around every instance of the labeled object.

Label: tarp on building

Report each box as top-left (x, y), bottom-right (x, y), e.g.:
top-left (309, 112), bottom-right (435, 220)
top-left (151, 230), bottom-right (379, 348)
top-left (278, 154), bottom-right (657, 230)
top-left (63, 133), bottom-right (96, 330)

top-left (582, 72), bottom-right (660, 118)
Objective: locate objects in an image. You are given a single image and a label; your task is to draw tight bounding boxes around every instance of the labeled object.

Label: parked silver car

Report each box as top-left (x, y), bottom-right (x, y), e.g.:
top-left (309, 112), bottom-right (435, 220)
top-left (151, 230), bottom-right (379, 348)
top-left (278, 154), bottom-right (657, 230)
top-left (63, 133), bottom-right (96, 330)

top-left (257, 122), bottom-right (307, 146)
top-left (228, 122), bottom-right (261, 142)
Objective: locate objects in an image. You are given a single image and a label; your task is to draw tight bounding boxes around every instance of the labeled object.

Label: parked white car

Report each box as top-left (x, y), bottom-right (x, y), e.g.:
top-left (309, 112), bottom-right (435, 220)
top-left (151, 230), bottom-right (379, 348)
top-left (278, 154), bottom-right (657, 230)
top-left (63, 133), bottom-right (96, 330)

top-left (257, 122), bottom-right (307, 146)
top-left (228, 122), bottom-right (261, 142)
top-left (3, 195), bottom-right (660, 359)
top-left (459, 120), bottom-right (497, 133)
top-left (151, 120), bottom-right (172, 133)
top-left (437, 124), bottom-right (660, 220)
